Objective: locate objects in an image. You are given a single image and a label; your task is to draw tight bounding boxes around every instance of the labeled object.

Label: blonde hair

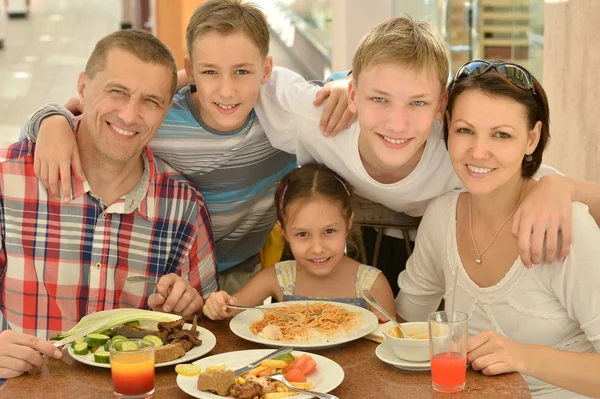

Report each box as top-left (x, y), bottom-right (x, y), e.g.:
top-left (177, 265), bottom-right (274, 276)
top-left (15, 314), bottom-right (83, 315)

top-left (85, 29), bottom-right (177, 97)
top-left (352, 16), bottom-right (449, 91)
top-left (186, 0), bottom-right (269, 59)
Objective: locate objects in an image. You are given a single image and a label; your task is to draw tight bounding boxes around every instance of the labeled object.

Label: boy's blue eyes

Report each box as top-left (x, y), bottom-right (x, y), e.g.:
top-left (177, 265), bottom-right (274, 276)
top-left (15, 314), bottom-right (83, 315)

top-left (412, 100), bottom-right (425, 106)
top-left (372, 97), bottom-right (385, 103)
top-left (201, 70), bottom-right (250, 75)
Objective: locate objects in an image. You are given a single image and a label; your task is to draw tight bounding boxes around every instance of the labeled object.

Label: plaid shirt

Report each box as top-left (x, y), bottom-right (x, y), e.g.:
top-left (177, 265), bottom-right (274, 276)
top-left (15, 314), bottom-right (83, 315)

top-left (0, 138), bottom-right (218, 339)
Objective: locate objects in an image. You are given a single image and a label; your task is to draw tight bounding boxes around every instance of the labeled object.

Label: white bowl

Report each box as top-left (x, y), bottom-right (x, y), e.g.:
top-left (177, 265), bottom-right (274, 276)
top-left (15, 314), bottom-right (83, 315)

top-left (381, 321), bottom-right (429, 362)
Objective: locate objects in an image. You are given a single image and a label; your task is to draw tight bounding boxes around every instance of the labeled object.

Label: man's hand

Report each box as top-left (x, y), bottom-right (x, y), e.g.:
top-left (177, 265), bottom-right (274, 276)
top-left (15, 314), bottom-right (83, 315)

top-left (203, 291), bottom-right (238, 320)
top-left (313, 76), bottom-right (357, 136)
top-left (147, 273), bottom-right (204, 318)
top-left (512, 175), bottom-right (572, 267)
top-left (34, 115), bottom-right (85, 201)
top-left (0, 330), bottom-right (62, 379)
top-left (467, 331), bottom-right (529, 376)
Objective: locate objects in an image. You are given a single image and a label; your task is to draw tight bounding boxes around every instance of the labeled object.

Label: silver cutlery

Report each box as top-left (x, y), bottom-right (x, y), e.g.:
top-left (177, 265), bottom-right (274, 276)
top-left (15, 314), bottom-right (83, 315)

top-left (361, 289), bottom-right (412, 339)
top-left (125, 275), bottom-right (159, 289)
top-left (226, 304), bottom-right (296, 322)
top-left (234, 347), bottom-right (293, 377)
top-left (268, 373), bottom-right (340, 399)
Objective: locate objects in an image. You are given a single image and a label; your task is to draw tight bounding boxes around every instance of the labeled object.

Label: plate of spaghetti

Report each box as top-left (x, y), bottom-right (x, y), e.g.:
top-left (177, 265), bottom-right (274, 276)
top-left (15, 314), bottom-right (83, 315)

top-left (229, 301), bottom-right (379, 349)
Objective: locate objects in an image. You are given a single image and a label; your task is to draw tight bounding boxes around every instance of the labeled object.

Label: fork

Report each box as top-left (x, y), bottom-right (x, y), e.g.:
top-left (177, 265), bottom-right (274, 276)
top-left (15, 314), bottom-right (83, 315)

top-left (268, 373), bottom-right (339, 399)
top-left (125, 275), bottom-right (159, 289)
top-left (226, 304), bottom-right (296, 322)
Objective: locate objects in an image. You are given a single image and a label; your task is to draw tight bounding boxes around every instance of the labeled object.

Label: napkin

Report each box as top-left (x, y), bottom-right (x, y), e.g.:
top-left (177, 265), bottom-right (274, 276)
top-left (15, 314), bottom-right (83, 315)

top-left (364, 322), bottom-right (392, 344)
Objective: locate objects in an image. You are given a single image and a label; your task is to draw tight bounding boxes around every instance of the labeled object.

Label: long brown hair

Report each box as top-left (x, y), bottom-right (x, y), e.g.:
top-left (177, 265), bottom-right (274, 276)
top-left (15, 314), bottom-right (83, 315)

top-left (443, 64), bottom-right (550, 178)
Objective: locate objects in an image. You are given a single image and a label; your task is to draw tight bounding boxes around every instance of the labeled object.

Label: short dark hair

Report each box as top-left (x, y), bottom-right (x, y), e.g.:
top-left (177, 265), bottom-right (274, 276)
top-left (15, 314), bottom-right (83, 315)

top-left (85, 29), bottom-right (178, 98)
top-left (443, 66), bottom-right (550, 178)
top-left (186, 0), bottom-right (270, 59)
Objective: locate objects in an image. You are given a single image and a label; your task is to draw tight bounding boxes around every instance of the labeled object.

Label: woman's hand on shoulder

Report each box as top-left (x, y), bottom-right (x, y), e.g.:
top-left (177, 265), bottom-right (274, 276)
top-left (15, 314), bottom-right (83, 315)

top-left (203, 291), bottom-right (237, 320)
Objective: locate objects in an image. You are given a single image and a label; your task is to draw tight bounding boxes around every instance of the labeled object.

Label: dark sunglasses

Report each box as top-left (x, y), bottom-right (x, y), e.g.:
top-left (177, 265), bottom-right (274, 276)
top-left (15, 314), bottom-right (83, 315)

top-left (453, 60), bottom-right (536, 95)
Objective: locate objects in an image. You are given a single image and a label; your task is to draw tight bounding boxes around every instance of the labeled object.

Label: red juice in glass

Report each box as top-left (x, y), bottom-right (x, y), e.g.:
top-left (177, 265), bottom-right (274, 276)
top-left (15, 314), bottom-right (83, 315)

top-left (110, 339), bottom-right (155, 399)
top-left (431, 352), bottom-right (467, 393)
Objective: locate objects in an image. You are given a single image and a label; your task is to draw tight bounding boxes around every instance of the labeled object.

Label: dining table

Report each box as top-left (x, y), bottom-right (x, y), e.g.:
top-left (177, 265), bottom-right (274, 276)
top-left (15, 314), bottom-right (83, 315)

top-left (0, 319), bottom-right (531, 399)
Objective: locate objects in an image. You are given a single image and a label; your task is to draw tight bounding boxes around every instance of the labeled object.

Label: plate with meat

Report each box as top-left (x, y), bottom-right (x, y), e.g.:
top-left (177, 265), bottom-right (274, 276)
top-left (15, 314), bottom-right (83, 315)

top-left (176, 349), bottom-right (344, 399)
top-left (68, 316), bottom-right (217, 368)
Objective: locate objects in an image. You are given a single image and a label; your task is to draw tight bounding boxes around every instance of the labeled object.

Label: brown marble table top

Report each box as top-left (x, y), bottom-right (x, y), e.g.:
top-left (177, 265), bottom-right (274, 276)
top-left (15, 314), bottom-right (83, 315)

top-left (0, 319), bottom-right (531, 399)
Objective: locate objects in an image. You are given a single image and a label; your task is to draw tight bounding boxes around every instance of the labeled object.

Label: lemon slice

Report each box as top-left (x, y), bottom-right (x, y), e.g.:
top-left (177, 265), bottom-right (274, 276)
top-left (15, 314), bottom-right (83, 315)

top-left (175, 364), bottom-right (202, 376)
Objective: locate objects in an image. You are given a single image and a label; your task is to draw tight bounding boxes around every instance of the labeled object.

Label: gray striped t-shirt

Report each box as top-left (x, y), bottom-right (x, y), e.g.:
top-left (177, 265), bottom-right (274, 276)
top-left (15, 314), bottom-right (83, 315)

top-left (151, 85), bottom-right (297, 272)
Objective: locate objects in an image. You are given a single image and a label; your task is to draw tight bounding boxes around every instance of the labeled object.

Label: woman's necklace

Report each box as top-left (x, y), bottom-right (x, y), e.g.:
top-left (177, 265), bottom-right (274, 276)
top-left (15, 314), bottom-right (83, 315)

top-left (469, 179), bottom-right (528, 264)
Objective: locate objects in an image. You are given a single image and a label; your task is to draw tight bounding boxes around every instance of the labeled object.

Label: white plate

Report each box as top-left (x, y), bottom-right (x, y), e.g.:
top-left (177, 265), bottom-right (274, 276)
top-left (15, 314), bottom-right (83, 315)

top-left (68, 322), bottom-right (217, 369)
top-left (229, 300), bottom-right (378, 350)
top-left (375, 342), bottom-right (431, 371)
top-left (177, 349), bottom-right (344, 399)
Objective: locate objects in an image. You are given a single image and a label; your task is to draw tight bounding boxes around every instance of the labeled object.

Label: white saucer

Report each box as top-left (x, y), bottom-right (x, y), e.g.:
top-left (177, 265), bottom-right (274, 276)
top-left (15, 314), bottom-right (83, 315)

top-left (375, 342), bottom-right (431, 371)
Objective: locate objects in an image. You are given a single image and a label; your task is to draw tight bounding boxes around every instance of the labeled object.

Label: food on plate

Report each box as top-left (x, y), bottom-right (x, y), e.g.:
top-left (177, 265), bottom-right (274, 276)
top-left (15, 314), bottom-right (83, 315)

top-left (197, 369), bottom-right (236, 396)
top-left (194, 354), bottom-right (317, 398)
top-left (250, 302), bottom-right (362, 343)
top-left (388, 326), bottom-right (429, 340)
top-left (71, 315), bottom-right (203, 364)
top-left (175, 363), bottom-right (202, 376)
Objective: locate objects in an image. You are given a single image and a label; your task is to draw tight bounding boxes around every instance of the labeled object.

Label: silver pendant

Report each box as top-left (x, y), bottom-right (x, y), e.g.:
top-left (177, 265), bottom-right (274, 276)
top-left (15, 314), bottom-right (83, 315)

top-left (476, 256), bottom-right (482, 264)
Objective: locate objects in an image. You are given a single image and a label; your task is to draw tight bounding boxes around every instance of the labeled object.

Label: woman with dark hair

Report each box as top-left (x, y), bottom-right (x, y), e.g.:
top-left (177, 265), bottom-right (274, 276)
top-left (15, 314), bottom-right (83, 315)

top-left (396, 61), bottom-right (600, 398)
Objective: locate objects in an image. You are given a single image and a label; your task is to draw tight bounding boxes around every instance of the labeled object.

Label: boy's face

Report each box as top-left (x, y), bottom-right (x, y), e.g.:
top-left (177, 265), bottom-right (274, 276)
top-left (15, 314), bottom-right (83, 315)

top-left (185, 30), bottom-right (273, 132)
top-left (349, 62), bottom-right (447, 183)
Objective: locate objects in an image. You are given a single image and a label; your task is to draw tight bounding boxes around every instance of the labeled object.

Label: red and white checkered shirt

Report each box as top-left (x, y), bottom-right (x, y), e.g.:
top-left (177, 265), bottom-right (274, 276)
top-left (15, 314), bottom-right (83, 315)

top-left (0, 138), bottom-right (218, 339)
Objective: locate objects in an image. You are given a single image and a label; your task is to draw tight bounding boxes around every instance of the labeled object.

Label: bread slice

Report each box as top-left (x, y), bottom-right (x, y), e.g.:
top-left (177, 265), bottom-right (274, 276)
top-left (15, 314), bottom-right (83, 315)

top-left (197, 369), bottom-right (235, 396)
top-left (154, 342), bottom-right (186, 364)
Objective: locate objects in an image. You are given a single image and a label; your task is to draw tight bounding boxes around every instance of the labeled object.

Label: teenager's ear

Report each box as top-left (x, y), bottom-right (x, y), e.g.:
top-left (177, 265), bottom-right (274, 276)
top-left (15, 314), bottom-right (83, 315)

top-left (348, 80), bottom-right (358, 114)
top-left (184, 55), bottom-right (195, 84)
top-left (261, 56), bottom-right (273, 84)
top-left (435, 90), bottom-right (448, 120)
top-left (76, 72), bottom-right (87, 107)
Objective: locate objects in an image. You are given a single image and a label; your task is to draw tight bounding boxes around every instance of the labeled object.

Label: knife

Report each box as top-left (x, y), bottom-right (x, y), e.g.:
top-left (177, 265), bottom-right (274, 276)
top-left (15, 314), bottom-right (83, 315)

top-left (52, 319), bottom-right (109, 348)
top-left (234, 346), bottom-right (294, 377)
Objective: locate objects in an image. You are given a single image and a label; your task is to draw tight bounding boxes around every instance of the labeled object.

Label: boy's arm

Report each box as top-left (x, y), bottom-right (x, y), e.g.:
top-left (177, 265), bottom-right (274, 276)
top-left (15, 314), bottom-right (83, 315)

top-left (19, 104), bottom-right (75, 143)
top-left (255, 67), bottom-right (330, 154)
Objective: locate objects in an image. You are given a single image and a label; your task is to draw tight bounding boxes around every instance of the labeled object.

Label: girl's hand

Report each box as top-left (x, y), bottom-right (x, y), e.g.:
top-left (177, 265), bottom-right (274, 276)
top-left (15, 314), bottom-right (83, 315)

top-left (313, 76), bottom-right (357, 136)
top-left (467, 331), bottom-right (529, 376)
top-left (203, 291), bottom-right (237, 320)
top-left (512, 175), bottom-right (572, 267)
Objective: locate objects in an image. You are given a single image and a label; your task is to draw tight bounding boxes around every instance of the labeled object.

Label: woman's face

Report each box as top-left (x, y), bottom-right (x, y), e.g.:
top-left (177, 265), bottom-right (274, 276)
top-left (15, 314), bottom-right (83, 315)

top-left (447, 89), bottom-right (541, 196)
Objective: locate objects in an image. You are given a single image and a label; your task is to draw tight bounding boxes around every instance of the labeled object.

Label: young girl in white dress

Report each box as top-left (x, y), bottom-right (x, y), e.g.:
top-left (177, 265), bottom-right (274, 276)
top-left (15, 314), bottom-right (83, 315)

top-left (204, 163), bottom-right (395, 321)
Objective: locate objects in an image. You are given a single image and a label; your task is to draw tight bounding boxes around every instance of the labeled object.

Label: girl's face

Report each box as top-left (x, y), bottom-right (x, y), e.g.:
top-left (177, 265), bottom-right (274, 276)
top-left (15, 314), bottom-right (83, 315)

top-left (282, 197), bottom-right (352, 278)
top-left (447, 89), bottom-right (541, 196)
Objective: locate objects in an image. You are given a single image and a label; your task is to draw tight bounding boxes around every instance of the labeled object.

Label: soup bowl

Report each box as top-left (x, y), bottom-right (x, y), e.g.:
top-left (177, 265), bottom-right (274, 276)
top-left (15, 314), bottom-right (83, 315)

top-left (381, 321), bottom-right (429, 362)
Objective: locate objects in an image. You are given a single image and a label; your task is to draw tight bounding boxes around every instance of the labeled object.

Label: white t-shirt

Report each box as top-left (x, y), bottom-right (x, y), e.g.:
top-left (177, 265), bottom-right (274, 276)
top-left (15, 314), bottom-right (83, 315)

top-left (396, 192), bottom-right (600, 398)
top-left (256, 67), bottom-right (556, 218)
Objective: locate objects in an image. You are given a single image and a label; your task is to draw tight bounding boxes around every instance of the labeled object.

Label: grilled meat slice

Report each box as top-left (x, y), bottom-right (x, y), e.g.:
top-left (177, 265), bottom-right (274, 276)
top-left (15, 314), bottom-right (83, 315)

top-left (157, 318), bottom-right (185, 334)
top-left (109, 325), bottom-right (159, 339)
top-left (230, 380), bottom-right (264, 399)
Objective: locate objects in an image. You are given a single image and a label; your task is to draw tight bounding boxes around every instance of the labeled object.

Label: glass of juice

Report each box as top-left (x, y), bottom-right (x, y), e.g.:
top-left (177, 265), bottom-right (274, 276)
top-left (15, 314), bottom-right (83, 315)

top-left (109, 339), bottom-right (155, 399)
top-left (428, 311), bottom-right (469, 393)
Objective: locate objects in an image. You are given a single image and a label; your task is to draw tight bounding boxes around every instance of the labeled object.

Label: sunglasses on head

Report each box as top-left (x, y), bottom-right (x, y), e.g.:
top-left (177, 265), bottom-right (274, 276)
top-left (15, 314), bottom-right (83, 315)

top-left (453, 60), bottom-right (536, 95)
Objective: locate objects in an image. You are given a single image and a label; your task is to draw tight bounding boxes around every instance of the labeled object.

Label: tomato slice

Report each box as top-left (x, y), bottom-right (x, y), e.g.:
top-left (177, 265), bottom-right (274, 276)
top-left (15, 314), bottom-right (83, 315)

top-left (284, 368), bottom-right (306, 382)
top-left (293, 354), bottom-right (317, 375)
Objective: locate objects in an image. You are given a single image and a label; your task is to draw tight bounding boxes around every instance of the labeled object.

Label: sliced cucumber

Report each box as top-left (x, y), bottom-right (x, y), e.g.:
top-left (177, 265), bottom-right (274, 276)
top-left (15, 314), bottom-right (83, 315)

top-left (70, 337), bottom-right (85, 349)
top-left (84, 333), bottom-right (111, 347)
top-left (142, 335), bottom-right (163, 348)
top-left (124, 320), bottom-right (140, 327)
top-left (119, 341), bottom-right (139, 352)
top-left (73, 342), bottom-right (89, 356)
top-left (104, 335), bottom-right (127, 351)
top-left (91, 345), bottom-right (101, 353)
top-left (94, 351), bottom-right (111, 364)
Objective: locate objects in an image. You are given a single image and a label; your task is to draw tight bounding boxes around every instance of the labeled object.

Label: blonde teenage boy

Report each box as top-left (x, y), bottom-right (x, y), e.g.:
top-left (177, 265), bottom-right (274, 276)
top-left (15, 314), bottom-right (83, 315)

top-left (253, 17), bottom-right (600, 294)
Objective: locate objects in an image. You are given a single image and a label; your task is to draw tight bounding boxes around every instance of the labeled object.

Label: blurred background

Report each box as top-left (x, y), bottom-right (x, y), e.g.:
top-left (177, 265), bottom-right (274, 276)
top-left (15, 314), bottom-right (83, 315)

top-left (0, 0), bottom-right (597, 181)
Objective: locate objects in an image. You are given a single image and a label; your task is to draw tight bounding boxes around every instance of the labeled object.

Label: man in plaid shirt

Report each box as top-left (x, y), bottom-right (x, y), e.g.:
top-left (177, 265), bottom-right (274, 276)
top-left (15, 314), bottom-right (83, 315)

top-left (0, 30), bottom-right (217, 379)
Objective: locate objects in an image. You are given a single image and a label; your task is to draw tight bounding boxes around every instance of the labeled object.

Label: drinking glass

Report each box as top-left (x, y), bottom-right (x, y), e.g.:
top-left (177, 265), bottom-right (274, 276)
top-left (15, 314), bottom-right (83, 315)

top-left (109, 339), bottom-right (155, 399)
top-left (428, 311), bottom-right (469, 393)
